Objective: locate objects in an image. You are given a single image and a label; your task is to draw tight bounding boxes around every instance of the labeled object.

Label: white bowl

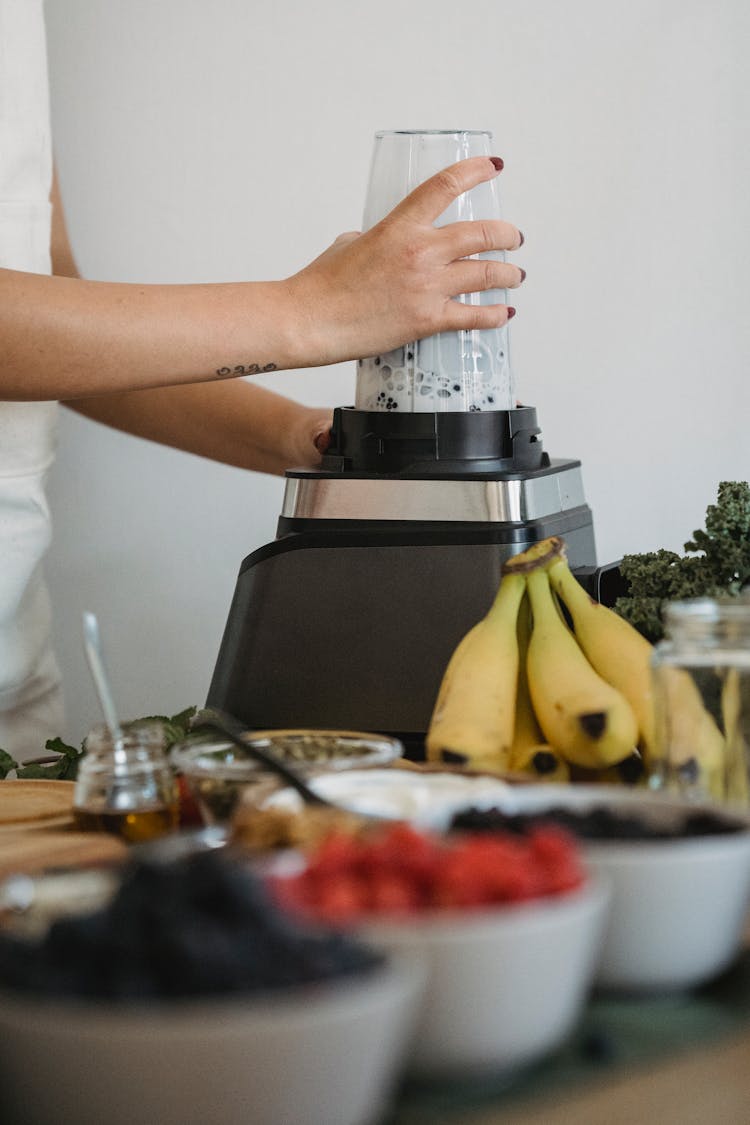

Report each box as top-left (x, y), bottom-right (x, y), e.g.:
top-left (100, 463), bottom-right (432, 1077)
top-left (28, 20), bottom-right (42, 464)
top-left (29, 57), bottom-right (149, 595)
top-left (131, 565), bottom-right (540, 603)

top-left (437, 784), bottom-right (750, 994)
top-left (588, 831), bottom-right (750, 992)
top-left (358, 876), bottom-right (610, 1076)
top-left (265, 767), bottom-right (513, 827)
top-left (0, 954), bottom-right (424, 1125)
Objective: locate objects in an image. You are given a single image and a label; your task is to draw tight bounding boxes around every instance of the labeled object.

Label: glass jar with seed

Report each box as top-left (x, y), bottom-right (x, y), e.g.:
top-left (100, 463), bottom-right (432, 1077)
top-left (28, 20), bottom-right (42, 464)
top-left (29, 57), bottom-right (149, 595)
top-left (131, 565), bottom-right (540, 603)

top-left (171, 729), bottom-right (403, 826)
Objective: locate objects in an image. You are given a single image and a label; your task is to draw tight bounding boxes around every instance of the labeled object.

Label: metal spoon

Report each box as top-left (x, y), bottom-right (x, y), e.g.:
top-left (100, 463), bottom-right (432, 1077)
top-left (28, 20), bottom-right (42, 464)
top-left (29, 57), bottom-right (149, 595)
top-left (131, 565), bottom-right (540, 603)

top-left (82, 611), bottom-right (127, 766)
top-left (192, 710), bottom-right (334, 808)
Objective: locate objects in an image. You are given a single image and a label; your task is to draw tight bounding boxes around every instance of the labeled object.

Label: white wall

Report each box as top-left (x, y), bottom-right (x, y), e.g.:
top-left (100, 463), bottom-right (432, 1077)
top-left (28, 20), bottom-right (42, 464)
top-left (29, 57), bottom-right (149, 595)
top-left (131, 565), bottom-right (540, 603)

top-left (43, 0), bottom-right (750, 745)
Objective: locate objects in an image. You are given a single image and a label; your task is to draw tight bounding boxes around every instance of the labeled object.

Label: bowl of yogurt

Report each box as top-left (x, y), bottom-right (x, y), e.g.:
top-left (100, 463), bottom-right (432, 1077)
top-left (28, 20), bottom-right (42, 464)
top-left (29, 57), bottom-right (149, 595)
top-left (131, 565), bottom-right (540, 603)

top-left (263, 767), bottom-right (513, 828)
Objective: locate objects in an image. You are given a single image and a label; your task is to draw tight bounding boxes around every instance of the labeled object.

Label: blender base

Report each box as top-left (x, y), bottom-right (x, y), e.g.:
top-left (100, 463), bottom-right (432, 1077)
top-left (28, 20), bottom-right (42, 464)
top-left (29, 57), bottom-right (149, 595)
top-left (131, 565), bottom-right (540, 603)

top-left (207, 514), bottom-right (597, 753)
top-left (207, 406), bottom-right (610, 754)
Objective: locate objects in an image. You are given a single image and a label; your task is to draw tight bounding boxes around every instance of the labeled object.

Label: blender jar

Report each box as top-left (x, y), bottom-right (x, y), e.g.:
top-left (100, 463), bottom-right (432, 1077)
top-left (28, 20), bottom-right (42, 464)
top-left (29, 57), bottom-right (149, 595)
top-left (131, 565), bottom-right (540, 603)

top-left (355, 129), bottom-right (515, 414)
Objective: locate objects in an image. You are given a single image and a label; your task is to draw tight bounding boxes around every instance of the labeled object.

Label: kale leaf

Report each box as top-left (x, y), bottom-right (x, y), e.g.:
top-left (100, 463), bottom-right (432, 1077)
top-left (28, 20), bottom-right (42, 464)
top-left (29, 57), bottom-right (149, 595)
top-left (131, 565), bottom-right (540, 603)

top-left (614, 481), bottom-right (750, 642)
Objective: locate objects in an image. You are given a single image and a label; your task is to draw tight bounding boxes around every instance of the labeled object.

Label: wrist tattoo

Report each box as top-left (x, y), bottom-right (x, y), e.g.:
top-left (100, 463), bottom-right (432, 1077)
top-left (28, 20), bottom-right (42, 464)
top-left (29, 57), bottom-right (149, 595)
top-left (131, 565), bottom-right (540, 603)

top-left (215, 362), bottom-right (278, 378)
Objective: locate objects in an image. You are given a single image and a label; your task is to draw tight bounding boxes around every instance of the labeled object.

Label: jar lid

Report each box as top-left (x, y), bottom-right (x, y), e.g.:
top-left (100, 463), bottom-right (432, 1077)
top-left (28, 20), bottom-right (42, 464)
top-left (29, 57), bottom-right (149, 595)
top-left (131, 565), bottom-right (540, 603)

top-left (662, 596), bottom-right (750, 648)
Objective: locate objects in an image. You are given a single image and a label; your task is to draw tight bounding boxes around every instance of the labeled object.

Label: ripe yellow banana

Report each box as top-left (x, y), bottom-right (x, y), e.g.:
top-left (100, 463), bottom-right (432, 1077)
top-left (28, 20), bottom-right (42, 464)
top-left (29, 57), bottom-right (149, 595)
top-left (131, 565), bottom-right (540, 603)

top-left (654, 664), bottom-right (727, 801)
top-left (721, 668), bottom-right (749, 805)
top-left (525, 566), bottom-right (638, 768)
top-left (585, 752), bottom-right (646, 787)
top-left (502, 537), bottom-right (564, 575)
top-left (510, 743), bottom-right (570, 783)
top-left (509, 592), bottom-right (546, 760)
top-left (426, 571), bottom-right (526, 770)
top-left (546, 552), bottom-right (657, 763)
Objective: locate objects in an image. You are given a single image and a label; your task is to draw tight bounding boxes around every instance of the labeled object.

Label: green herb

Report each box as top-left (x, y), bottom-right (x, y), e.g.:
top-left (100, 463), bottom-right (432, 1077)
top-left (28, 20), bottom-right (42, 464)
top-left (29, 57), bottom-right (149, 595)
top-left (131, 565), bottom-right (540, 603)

top-left (125, 706), bottom-right (197, 753)
top-left (615, 481), bottom-right (750, 642)
top-left (0, 749), bottom-right (18, 780)
top-left (0, 706), bottom-right (198, 782)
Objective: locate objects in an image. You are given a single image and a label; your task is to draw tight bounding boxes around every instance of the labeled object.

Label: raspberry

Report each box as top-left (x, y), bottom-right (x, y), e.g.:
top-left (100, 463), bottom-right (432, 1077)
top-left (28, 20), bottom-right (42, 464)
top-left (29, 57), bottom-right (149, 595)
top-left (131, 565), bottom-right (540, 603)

top-left (309, 832), bottom-right (365, 878)
top-left (314, 874), bottom-right (369, 924)
top-left (368, 871), bottom-right (418, 914)
top-left (269, 819), bottom-right (586, 922)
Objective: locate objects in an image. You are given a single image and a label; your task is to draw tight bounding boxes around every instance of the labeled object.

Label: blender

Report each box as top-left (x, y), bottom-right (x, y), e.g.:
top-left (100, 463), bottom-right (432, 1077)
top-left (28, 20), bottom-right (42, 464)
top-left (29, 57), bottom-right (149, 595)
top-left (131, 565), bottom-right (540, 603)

top-left (207, 131), bottom-right (609, 754)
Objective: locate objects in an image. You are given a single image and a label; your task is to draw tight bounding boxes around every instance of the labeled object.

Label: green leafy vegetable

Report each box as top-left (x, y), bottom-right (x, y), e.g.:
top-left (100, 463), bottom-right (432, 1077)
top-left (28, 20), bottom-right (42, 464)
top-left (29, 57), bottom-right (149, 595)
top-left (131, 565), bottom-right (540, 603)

top-left (125, 706), bottom-right (197, 753)
top-left (0, 749), bottom-right (18, 780)
top-left (15, 738), bottom-right (84, 780)
top-left (615, 481), bottom-right (750, 642)
top-left (0, 707), bottom-right (198, 781)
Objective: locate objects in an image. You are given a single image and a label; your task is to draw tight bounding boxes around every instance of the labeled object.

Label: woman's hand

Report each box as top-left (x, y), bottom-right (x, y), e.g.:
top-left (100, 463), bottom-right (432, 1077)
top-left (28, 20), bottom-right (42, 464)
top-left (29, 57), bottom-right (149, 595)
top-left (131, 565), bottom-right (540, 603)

top-left (1, 157), bottom-right (521, 402)
top-left (284, 156), bottom-right (524, 369)
top-left (284, 404), bottom-right (333, 468)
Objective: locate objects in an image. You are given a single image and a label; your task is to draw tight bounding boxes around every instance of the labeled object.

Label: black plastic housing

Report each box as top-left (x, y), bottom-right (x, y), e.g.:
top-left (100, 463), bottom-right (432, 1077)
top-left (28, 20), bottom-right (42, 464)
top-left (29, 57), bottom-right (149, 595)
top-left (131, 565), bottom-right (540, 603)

top-left (321, 405), bottom-right (545, 476)
top-left (206, 403), bottom-right (605, 755)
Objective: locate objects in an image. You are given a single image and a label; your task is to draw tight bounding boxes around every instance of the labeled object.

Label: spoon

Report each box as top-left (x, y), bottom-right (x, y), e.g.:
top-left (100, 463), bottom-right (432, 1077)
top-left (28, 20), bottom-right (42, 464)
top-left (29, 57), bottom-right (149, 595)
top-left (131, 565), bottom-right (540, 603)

top-left (192, 710), bottom-right (334, 808)
top-left (82, 611), bottom-right (127, 766)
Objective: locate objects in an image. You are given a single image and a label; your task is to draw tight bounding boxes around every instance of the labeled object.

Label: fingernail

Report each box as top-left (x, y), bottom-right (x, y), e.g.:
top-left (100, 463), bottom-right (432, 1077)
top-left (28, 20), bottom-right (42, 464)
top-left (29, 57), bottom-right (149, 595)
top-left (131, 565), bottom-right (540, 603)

top-left (519, 268), bottom-right (527, 283)
top-left (314, 430), bottom-right (331, 454)
top-left (518, 230), bottom-right (525, 247)
top-left (507, 307), bottom-right (517, 319)
top-left (489, 157), bottom-right (504, 172)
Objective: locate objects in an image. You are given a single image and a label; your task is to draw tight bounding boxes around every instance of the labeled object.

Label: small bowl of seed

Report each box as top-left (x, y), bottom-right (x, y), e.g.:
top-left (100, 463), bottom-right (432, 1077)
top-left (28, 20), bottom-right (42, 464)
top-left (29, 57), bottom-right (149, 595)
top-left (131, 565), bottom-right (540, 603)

top-left (171, 730), bottom-right (403, 826)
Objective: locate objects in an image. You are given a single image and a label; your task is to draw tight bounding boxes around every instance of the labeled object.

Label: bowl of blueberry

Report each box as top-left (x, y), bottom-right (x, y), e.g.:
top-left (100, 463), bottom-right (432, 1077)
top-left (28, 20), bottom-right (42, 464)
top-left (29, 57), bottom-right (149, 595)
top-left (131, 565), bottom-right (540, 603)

top-left (447, 784), bottom-right (750, 993)
top-left (0, 849), bottom-right (424, 1125)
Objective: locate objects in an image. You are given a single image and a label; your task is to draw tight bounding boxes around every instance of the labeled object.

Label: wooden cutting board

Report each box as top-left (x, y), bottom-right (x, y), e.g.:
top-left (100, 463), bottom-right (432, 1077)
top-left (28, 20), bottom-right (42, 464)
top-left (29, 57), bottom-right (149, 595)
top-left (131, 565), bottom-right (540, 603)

top-left (0, 830), bottom-right (127, 880)
top-left (0, 780), bottom-right (75, 829)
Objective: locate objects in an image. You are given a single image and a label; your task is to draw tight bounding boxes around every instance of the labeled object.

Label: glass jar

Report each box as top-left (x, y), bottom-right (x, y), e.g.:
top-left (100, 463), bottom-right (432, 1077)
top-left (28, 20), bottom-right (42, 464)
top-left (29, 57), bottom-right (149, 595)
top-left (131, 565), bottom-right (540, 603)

top-left (73, 723), bottom-right (179, 842)
top-left (651, 598), bottom-right (750, 805)
top-left (171, 729), bottom-right (403, 826)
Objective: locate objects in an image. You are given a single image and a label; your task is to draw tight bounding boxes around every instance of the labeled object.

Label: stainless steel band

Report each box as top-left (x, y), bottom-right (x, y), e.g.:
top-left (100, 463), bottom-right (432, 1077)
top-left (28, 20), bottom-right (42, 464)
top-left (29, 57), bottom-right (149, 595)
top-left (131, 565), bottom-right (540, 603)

top-left (281, 466), bottom-right (587, 524)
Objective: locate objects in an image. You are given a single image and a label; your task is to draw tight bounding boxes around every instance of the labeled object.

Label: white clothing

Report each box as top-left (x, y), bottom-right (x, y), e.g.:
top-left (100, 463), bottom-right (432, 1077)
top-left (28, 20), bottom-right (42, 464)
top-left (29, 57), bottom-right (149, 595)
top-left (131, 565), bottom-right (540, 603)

top-left (0, 0), bottom-right (63, 759)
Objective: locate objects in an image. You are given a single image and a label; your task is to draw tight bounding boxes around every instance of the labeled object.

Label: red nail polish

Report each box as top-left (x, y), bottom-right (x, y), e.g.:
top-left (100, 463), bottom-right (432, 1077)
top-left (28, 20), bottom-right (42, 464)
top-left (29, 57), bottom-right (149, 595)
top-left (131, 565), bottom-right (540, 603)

top-left (314, 430), bottom-right (331, 454)
top-left (518, 230), bottom-right (525, 247)
top-left (519, 268), bottom-right (527, 283)
top-left (489, 157), bottom-right (504, 172)
top-left (507, 307), bottom-right (516, 319)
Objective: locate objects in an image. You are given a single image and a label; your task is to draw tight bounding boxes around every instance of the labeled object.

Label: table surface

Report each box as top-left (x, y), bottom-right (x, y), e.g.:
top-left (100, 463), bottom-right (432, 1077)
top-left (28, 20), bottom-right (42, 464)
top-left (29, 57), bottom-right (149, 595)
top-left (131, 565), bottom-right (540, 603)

top-left (431, 1030), bottom-right (750, 1125)
top-left (388, 946), bottom-right (750, 1125)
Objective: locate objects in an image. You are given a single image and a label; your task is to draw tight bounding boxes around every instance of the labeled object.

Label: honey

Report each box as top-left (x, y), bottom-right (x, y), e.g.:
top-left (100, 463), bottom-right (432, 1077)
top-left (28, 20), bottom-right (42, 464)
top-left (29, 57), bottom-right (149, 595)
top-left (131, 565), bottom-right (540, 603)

top-left (73, 723), bottom-right (179, 844)
top-left (74, 803), bottom-right (179, 844)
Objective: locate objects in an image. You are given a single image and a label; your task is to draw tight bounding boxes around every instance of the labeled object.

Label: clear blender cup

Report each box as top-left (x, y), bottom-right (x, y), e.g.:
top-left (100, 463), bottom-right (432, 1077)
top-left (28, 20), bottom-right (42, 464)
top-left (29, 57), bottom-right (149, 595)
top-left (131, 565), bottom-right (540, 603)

top-left (355, 130), bottom-right (515, 414)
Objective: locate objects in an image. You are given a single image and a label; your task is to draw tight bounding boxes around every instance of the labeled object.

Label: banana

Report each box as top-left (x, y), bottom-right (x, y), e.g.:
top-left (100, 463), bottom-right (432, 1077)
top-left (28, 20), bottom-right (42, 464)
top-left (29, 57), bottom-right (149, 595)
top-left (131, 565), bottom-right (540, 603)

top-left (546, 552), bottom-right (657, 763)
top-left (525, 566), bottom-right (638, 768)
top-left (502, 536), bottom-right (565, 576)
top-left (510, 743), bottom-right (570, 783)
top-left (584, 752), bottom-right (646, 787)
top-left (721, 668), bottom-right (749, 805)
top-left (653, 664), bottom-right (726, 801)
top-left (509, 592), bottom-right (546, 759)
top-left (426, 572), bottom-right (526, 770)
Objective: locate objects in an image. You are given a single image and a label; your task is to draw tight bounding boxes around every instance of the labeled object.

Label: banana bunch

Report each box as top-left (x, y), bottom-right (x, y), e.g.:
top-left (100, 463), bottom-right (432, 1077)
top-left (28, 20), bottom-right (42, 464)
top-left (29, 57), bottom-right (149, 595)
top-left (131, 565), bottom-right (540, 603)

top-left (426, 569), bottom-right (527, 774)
top-left (427, 536), bottom-right (725, 792)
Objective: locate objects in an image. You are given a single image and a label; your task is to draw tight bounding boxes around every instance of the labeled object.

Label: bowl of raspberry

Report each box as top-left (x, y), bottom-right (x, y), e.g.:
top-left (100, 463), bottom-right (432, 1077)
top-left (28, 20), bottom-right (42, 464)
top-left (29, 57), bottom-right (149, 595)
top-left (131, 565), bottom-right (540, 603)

top-left (268, 821), bottom-right (610, 1075)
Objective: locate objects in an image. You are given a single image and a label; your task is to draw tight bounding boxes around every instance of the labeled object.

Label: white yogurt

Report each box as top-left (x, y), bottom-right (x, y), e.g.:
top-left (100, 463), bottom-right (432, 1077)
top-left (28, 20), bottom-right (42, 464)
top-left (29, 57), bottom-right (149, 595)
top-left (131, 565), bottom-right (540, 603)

top-left (265, 768), bottom-right (513, 829)
top-left (355, 329), bottom-right (514, 414)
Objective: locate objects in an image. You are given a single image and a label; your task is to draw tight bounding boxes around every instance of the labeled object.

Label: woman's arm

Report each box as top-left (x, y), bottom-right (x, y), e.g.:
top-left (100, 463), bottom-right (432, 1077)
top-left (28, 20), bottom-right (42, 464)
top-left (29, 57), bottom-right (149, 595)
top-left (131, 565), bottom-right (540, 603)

top-left (67, 382), bottom-right (332, 473)
top-left (3, 157), bottom-right (522, 403)
top-left (52, 171), bottom-right (331, 473)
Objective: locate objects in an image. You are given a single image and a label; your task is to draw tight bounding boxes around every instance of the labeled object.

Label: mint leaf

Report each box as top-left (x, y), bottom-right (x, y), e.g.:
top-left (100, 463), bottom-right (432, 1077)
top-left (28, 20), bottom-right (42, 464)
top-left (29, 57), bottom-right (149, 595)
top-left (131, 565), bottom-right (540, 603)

top-left (0, 748), bottom-right (19, 779)
top-left (45, 736), bottom-right (81, 761)
top-left (14, 737), bottom-right (84, 780)
top-left (126, 706), bottom-right (197, 753)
